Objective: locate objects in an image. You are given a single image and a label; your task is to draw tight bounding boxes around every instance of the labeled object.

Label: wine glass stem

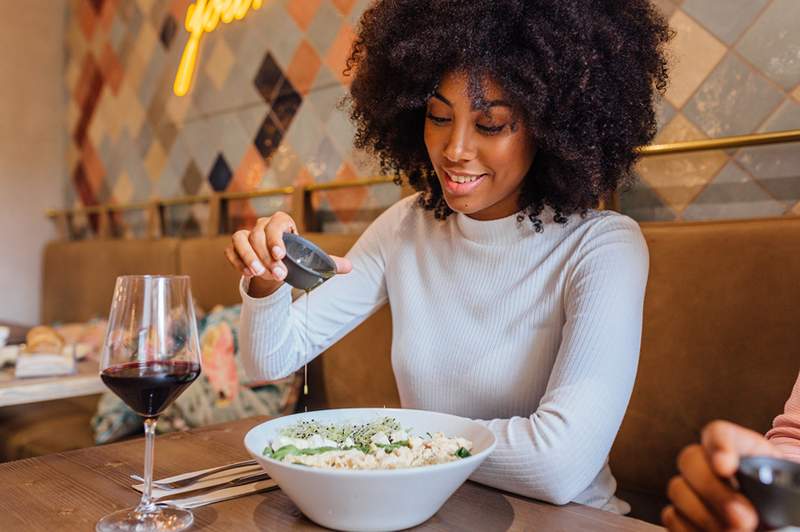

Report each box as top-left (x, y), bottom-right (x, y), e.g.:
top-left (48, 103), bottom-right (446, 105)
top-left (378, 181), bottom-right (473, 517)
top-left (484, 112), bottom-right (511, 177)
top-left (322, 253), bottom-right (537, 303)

top-left (138, 417), bottom-right (158, 513)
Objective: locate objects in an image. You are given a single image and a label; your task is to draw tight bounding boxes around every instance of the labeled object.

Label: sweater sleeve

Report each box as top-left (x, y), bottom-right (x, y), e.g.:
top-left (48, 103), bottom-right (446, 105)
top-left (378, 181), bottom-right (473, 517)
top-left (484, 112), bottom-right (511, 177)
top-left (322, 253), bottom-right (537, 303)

top-left (469, 215), bottom-right (649, 505)
top-left (237, 198), bottom-right (408, 381)
top-left (766, 372), bottom-right (800, 463)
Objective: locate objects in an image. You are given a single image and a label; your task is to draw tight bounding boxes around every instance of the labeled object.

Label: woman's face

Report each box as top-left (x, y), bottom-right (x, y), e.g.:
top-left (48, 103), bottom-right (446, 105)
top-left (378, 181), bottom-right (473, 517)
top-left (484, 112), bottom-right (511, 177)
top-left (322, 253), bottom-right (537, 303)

top-left (424, 71), bottom-right (536, 220)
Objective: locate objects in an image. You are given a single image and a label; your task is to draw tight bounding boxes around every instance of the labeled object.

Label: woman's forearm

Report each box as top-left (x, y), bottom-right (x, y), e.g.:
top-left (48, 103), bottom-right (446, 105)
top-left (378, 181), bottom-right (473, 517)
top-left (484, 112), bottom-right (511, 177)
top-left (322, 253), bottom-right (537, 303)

top-left (239, 281), bottom-right (303, 381)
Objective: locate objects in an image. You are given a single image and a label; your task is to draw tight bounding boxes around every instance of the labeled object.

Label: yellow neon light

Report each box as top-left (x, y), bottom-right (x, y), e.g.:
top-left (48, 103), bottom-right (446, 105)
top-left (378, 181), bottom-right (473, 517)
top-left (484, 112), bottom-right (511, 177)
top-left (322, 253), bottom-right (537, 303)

top-left (174, 0), bottom-right (263, 96)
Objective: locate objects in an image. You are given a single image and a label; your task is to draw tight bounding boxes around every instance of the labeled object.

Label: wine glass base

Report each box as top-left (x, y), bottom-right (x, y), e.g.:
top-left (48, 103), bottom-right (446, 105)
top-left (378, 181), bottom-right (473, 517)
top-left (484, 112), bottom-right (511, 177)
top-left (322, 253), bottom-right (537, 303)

top-left (96, 504), bottom-right (193, 532)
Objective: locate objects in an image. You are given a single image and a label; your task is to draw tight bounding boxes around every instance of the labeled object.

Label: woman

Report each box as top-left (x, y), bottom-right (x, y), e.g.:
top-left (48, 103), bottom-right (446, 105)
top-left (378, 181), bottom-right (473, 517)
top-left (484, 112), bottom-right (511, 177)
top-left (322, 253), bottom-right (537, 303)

top-left (226, 0), bottom-right (670, 512)
top-left (663, 375), bottom-right (800, 531)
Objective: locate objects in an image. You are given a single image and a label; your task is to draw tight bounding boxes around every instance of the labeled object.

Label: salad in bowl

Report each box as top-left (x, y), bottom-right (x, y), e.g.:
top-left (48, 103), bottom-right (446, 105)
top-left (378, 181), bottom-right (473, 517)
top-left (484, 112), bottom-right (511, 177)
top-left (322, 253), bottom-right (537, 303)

top-left (244, 408), bottom-right (496, 531)
top-left (264, 415), bottom-right (474, 470)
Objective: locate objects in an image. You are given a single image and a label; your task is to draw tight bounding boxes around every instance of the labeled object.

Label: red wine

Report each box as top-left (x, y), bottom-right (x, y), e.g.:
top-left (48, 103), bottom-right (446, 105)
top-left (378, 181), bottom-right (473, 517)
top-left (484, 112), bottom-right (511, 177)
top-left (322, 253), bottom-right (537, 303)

top-left (101, 360), bottom-right (201, 418)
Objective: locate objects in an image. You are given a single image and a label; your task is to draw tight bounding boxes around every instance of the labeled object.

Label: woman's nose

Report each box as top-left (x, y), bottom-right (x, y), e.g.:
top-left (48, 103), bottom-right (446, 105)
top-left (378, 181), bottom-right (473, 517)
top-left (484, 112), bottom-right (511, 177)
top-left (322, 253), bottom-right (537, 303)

top-left (443, 123), bottom-right (477, 162)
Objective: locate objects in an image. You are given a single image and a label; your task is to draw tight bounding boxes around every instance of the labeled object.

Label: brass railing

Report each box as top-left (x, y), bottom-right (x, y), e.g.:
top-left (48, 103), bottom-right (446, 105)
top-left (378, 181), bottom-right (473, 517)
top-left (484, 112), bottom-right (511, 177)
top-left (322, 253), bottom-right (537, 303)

top-left (636, 129), bottom-right (800, 156)
top-left (48, 129), bottom-right (800, 240)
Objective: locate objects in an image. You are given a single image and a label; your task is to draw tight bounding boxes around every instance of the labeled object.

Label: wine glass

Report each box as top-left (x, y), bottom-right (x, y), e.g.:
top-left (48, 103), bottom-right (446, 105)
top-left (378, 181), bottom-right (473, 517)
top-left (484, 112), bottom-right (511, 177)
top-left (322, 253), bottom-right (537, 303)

top-left (96, 275), bottom-right (202, 532)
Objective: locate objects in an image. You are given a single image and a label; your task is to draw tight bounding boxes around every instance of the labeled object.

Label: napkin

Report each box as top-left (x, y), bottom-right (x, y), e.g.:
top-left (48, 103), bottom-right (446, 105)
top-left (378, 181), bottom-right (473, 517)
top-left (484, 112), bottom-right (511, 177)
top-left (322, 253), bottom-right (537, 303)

top-left (14, 351), bottom-right (76, 378)
top-left (0, 345), bottom-right (19, 367)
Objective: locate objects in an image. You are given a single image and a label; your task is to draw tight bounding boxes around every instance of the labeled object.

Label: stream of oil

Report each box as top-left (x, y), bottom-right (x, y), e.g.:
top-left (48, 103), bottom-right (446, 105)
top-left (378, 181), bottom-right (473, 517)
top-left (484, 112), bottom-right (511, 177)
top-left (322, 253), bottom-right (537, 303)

top-left (304, 292), bottom-right (309, 397)
top-left (301, 273), bottom-right (334, 408)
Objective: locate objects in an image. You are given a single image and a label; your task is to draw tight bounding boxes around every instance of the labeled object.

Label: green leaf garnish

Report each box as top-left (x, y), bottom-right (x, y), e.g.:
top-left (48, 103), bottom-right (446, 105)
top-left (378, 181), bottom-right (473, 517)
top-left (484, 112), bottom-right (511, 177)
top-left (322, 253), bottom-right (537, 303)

top-left (376, 440), bottom-right (410, 453)
top-left (270, 445), bottom-right (300, 460)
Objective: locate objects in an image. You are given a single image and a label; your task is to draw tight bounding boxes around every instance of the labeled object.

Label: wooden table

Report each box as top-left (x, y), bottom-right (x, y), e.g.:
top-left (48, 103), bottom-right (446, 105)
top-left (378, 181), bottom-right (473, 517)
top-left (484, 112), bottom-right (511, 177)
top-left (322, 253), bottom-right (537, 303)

top-left (0, 357), bottom-right (104, 407)
top-left (0, 417), bottom-right (662, 531)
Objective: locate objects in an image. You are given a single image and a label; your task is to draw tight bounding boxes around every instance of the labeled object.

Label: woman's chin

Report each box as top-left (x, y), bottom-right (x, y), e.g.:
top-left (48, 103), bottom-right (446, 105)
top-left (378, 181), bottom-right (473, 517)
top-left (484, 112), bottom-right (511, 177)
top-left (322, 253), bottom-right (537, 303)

top-left (442, 195), bottom-right (478, 215)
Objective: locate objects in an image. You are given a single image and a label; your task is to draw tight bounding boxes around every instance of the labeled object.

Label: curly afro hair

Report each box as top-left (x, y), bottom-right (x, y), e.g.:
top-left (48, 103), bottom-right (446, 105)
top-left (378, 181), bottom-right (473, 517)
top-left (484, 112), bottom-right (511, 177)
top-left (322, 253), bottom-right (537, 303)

top-left (346, 0), bottom-right (672, 227)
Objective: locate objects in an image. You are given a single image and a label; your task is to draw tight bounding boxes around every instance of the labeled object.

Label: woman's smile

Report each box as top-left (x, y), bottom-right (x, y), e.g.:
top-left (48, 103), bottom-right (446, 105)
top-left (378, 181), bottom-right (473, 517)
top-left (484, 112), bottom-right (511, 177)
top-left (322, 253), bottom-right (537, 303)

top-left (441, 167), bottom-right (489, 196)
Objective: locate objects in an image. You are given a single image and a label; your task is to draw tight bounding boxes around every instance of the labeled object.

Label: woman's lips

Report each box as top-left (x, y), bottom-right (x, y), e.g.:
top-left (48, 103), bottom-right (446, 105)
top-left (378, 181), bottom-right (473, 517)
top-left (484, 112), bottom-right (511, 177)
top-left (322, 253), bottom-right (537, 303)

top-left (442, 170), bottom-right (487, 196)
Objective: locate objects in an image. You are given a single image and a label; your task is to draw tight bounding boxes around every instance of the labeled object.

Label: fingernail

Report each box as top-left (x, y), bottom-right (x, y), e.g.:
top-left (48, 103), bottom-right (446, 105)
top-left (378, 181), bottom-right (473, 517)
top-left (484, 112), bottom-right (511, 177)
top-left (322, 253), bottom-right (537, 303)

top-left (272, 246), bottom-right (284, 259)
top-left (272, 266), bottom-right (286, 279)
top-left (250, 260), bottom-right (266, 276)
top-left (728, 501), bottom-right (755, 527)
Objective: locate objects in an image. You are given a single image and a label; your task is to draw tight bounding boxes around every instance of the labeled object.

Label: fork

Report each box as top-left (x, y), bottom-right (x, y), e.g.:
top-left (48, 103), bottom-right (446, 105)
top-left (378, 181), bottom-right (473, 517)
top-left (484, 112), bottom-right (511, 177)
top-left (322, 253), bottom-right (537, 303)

top-left (131, 459), bottom-right (260, 490)
top-left (153, 471), bottom-right (271, 501)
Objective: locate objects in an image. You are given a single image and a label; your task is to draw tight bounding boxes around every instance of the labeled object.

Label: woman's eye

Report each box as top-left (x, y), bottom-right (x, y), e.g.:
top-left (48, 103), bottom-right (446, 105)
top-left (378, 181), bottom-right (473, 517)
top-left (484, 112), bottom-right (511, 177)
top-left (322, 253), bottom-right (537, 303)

top-left (426, 113), bottom-right (450, 125)
top-left (476, 124), bottom-right (505, 135)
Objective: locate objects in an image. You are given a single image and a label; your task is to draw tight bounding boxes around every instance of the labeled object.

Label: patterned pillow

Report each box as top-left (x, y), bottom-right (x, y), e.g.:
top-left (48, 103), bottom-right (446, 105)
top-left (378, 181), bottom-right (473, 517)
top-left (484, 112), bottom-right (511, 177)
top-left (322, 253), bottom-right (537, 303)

top-left (91, 304), bottom-right (302, 444)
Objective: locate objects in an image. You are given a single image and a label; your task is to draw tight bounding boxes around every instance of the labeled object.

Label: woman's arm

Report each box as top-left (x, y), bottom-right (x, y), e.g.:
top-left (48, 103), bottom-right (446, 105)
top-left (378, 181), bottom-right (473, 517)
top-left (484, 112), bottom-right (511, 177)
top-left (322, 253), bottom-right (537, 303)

top-left (470, 216), bottom-right (649, 505)
top-left (766, 372), bottom-right (800, 462)
top-left (238, 199), bottom-right (409, 381)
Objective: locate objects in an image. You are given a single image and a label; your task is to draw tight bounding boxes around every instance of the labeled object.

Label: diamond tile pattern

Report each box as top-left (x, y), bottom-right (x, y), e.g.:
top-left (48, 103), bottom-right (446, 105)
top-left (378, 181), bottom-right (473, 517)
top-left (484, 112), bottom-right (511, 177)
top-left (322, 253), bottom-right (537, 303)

top-left (63, 0), bottom-right (397, 233)
top-left (682, 0), bottom-right (768, 45)
top-left (159, 14), bottom-right (177, 49)
top-left (684, 53), bottom-right (784, 138)
top-left (682, 161), bottom-right (785, 220)
top-left (620, 179), bottom-right (677, 222)
top-left (636, 114), bottom-right (729, 214)
top-left (63, 0), bottom-right (799, 229)
top-left (663, 10), bottom-right (726, 109)
top-left (254, 112), bottom-right (284, 160)
top-left (209, 153), bottom-right (233, 192)
top-left (619, 0), bottom-right (800, 222)
top-left (736, 0), bottom-right (800, 90)
top-left (735, 100), bottom-right (800, 204)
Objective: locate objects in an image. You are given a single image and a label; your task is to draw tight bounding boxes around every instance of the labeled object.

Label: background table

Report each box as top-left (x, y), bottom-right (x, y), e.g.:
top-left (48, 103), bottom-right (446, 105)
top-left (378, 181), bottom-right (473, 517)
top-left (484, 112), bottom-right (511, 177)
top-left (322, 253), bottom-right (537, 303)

top-left (0, 357), bottom-right (103, 407)
top-left (0, 417), bottom-right (663, 531)
top-left (0, 321), bottom-right (104, 407)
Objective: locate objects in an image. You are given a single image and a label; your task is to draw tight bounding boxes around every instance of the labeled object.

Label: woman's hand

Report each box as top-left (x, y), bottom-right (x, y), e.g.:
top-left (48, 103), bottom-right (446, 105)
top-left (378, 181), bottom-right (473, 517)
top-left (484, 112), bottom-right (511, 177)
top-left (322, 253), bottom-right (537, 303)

top-left (662, 420), bottom-right (783, 531)
top-left (224, 212), bottom-right (352, 297)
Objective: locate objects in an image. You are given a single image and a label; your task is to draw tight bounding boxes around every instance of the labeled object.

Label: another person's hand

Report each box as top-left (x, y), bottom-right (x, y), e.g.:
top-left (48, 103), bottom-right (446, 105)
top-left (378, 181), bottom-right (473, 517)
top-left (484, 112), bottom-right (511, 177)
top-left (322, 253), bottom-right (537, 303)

top-left (662, 420), bottom-right (784, 531)
top-left (224, 212), bottom-right (352, 297)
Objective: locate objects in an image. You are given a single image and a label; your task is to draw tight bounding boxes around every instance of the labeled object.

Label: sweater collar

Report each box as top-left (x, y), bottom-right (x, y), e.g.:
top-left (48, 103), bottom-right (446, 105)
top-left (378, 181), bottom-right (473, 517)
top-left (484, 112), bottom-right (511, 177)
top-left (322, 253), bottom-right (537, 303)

top-left (454, 210), bottom-right (533, 244)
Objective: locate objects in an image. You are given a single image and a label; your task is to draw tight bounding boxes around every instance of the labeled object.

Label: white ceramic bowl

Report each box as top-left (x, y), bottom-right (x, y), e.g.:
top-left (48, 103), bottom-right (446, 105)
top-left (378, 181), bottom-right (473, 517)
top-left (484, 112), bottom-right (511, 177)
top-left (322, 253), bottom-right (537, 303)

top-left (244, 408), bottom-right (496, 531)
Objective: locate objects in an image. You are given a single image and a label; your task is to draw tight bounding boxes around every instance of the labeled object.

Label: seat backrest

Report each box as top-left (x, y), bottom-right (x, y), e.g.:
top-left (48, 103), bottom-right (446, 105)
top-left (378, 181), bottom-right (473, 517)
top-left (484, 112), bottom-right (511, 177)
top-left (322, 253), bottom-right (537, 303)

top-left (177, 236), bottom-right (244, 310)
top-left (610, 217), bottom-right (800, 495)
top-left (41, 239), bottom-right (181, 323)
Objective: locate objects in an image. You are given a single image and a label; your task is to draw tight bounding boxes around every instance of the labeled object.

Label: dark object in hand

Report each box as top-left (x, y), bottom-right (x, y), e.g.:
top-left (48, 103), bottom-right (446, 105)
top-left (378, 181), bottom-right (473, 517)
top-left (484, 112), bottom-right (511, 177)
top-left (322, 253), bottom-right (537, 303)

top-left (736, 455), bottom-right (800, 529)
top-left (282, 233), bottom-right (336, 291)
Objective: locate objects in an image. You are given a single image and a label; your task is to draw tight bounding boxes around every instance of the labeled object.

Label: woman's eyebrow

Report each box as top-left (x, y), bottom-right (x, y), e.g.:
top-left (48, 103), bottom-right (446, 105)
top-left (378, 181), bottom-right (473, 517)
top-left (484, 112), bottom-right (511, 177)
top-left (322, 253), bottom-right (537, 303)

top-left (432, 92), bottom-right (452, 106)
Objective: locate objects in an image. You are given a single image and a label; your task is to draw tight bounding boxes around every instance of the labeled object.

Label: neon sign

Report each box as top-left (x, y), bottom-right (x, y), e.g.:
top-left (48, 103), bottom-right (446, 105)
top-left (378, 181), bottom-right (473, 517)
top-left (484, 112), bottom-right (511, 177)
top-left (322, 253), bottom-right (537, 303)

top-left (174, 0), bottom-right (263, 97)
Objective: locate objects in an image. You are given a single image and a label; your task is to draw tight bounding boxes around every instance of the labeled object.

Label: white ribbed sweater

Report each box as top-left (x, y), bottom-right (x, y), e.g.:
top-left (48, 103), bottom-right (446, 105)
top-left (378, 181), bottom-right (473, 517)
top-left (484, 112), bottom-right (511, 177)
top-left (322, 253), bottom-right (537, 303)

top-left (239, 194), bottom-right (649, 512)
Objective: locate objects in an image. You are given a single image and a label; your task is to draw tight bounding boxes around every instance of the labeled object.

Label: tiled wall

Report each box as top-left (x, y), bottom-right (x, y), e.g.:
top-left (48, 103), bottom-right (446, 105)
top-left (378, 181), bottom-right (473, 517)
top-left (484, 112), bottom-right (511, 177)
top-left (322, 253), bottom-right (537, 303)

top-left (623, 0), bottom-right (800, 221)
top-left (65, 0), bottom-right (799, 234)
top-left (65, 0), bottom-right (395, 236)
